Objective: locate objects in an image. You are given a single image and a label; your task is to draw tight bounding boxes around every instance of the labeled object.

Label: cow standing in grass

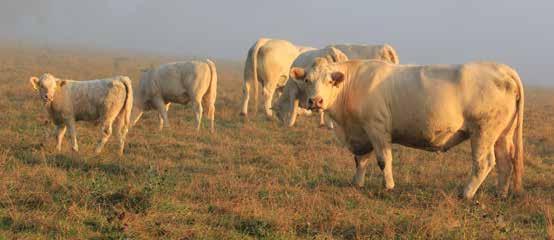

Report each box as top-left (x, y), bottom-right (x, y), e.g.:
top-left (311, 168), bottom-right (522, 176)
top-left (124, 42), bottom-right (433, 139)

top-left (273, 44), bottom-right (400, 128)
top-left (290, 58), bottom-right (524, 199)
top-left (241, 38), bottom-right (315, 118)
top-left (131, 59), bottom-right (218, 132)
top-left (30, 73), bottom-right (134, 155)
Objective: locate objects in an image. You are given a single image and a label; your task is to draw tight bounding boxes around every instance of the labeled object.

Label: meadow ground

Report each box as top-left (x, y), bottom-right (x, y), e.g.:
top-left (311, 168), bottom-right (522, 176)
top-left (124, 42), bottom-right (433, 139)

top-left (0, 44), bottom-right (553, 239)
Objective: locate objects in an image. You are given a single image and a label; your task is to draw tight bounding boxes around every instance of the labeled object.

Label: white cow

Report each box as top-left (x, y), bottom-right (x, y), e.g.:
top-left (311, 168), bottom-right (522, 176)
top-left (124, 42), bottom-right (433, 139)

top-left (290, 58), bottom-right (524, 199)
top-left (131, 59), bottom-right (217, 132)
top-left (273, 44), bottom-right (400, 128)
top-left (30, 73), bottom-right (133, 155)
top-left (272, 46), bottom-right (349, 128)
top-left (240, 38), bottom-right (314, 118)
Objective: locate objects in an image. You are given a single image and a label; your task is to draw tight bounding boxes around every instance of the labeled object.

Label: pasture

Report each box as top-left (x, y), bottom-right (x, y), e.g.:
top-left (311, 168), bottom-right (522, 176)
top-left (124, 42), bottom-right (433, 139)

top-left (0, 44), bottom-right (553, 239)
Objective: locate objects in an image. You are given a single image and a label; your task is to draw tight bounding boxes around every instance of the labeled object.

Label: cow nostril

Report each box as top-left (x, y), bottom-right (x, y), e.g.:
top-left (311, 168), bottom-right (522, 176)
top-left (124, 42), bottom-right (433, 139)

top-left (316, 98), bottom-right (323, 106)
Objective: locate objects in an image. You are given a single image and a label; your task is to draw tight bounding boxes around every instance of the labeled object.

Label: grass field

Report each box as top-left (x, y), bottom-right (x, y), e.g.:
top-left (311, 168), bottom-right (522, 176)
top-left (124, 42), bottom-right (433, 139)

top-left (0, 44), bottom-right (553, 239)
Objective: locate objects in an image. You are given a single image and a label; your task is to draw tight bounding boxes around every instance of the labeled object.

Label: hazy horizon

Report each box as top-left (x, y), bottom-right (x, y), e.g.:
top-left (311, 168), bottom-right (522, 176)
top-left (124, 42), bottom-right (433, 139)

top-left (2, 0), bottom-right (553, 85)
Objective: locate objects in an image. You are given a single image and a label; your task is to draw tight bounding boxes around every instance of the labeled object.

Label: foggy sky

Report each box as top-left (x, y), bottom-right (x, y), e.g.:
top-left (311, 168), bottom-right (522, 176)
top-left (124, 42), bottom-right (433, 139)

top-left (2, 0), bottom-right (553, 85)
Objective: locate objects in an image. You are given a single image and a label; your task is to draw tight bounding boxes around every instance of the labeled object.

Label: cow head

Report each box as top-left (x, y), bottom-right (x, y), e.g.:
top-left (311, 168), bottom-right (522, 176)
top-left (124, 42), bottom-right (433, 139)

top-left (290, 58), bottom-right (345, 111)
top-left (272, 80), bottom-right (299, 126)
top-left (30, 73), bottom-right (66, 104)
top-left (271, 100), bottom-right (288, 125)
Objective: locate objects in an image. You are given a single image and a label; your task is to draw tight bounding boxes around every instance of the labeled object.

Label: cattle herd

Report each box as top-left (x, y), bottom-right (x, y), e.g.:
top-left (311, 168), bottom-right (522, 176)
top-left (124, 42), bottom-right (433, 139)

top-left (29, 37), bottom-right (525, 200)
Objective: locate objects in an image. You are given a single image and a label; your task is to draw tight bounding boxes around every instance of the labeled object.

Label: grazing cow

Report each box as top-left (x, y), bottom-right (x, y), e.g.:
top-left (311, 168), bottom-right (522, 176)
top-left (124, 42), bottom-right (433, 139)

top-left (30, 73), bottom-right (133, 155)
top-left (240, 38), bottom-right (314, 117)
top-left (290, 58), bottom-right (524, 199)
top-left (273, 44), bottom-right (399, 128)
top-left (272, 46), bottom-right (349, 128)
top-left (131, 59), bottom-right (217, 132)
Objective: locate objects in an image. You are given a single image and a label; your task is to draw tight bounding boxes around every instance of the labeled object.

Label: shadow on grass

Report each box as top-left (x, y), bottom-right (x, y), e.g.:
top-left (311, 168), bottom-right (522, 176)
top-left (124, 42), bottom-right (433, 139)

top-left (47, 154), bottom-right (128, 176)
top-left (12, 145), bottom-right (130, 176)
top-left (12, 143), bottom-right (44, 165)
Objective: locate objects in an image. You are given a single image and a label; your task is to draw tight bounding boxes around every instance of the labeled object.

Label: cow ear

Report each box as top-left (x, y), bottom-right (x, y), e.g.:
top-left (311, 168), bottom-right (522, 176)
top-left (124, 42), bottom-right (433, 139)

top-left (57, 80), bottom-right (67, 87)
top-left (331, 72), bottom-right (345, 86)
top-left (328, 47), bottom-right (349, 63)
top-left (381, 44), bottom-right (399, 64)
top-left (30, 76), bottom-right (39, 90)
top-left (314, 57), bottom-right (328, 67)
top-left (290, 67), bottom-right (305, 80)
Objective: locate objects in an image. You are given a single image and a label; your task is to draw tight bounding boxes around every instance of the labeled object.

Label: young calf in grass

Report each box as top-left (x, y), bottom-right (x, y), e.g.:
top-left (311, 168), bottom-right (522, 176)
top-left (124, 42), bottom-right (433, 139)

top-left (30, 73), bottom-right (133, 155)
top-left (131, 59), bottom-right (217, 132)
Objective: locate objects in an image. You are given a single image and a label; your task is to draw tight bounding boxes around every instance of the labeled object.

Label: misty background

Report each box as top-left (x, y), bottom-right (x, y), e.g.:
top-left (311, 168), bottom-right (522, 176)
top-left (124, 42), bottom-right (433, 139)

top-left (1, 0), bottom-right (552, 85)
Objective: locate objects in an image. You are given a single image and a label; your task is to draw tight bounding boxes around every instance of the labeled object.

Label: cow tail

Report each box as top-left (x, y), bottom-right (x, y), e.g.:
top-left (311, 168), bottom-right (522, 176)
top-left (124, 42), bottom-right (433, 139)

top-left (204, 59), bottom-right (218, 110)
top-left (205, 59), bottom-right (218, 132)
top-left (508, 69), bottom-right (525, 194)
top-left (119, 76), bottom-right (134, 128)
top-left (243, 38), bottom-right (267, 115)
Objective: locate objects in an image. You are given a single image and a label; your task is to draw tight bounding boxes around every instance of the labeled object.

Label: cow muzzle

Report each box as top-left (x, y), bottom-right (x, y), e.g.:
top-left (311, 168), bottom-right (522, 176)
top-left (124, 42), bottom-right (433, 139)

top-left (308, 96), bottom-right (324, 110)
top-left (41, 95), bottom-right (53, 104)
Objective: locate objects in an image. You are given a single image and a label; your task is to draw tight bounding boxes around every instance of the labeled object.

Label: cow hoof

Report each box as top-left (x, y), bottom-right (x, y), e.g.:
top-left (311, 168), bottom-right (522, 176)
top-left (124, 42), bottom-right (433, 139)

top-left (384, 181), bottom-right (395, 190)
top-left (458, 191), bottom-right (475, 201)
top-left (351, 179), bottom-right (364, 188)
top-left (495, 191), bottom-right (509, 199)
top-left (511, 190), bottom-right (526, 199)
top-left (239, 112), bottom-right (247, 117)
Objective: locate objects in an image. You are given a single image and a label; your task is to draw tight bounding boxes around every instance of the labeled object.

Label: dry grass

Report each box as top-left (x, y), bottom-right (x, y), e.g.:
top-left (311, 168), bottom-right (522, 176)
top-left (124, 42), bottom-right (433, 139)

top-left (0, 44), bottom-right (553, 239)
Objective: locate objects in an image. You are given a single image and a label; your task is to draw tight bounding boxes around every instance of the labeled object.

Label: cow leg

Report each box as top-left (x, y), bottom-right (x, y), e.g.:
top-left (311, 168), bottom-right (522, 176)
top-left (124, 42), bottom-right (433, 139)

top-left (366, 128), bottom-right (395, 190)
top-left (319, 111), bottom-right (325, 127)
top-left (118, 124), bottom-right (128, 156)
top-left (206, 102), bottom-right (215, 133)
top-left (495, 113), bottom-right (519, 198)
top-left (287, 99), bottom-right (300, 127)
top-left (463, 132), bottom-right (497, 199)
top-left (192, 99), bottom-right (203, 131)
top-left (262, 85), bottom-right (276, 118)
top-left (153, 98), bottom-right (169, 130)
top-left (374, 142), bottom-right (395, 190)
top-left (240, 79), bottom-right (250, 116)
top-left (131, 111), bottom-right (143, 127)
top-left (352, 152), bottom-right (374, 187)
top-left (65, 118), bottom-right (79, 152)
top-left (113, 115), bottom-right (128, 156)
top-left (95, 120), bottom-right (114, 154)
top-left (323, 113), bottom-right (334, 129)
top-left (158, 103), bottom-right (170, 131)
top-left (130, 105), bottom-right (143, 127)
top-left (55, 124), bottom-right (66, 151)
top-left (495, 135), bottom-right (513, 198)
